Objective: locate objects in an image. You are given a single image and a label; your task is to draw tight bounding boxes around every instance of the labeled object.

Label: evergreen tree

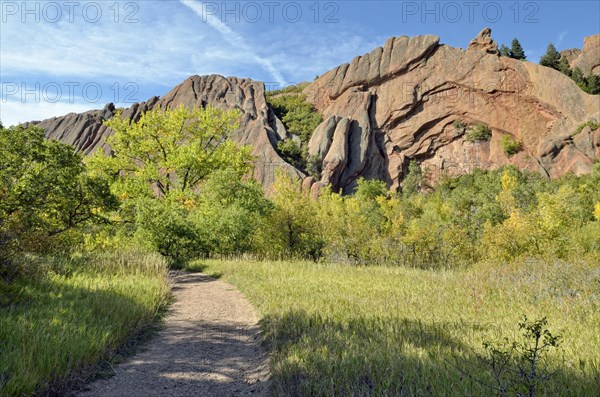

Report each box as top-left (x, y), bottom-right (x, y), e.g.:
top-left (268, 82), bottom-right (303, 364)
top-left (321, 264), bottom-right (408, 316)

top-left (510, 38), bottom-right (527, 60)
top-left (572, 67), bottom-right (587, 89)
top-left (558, 57), bottom-right (572, 77)
top-left (402, 160), bottom-right (424, 197)
top-left (540, 44), bottom-right (561, 70)
top-left (499, 44), bottom-right (510, 57)
top-left (586, 74), bottom-right (600, 95)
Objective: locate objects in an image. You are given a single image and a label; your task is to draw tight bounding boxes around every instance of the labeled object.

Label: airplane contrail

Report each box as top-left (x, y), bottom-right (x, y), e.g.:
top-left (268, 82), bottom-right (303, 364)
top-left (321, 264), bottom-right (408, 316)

top-left (180, 0), bottom-right (287, 87)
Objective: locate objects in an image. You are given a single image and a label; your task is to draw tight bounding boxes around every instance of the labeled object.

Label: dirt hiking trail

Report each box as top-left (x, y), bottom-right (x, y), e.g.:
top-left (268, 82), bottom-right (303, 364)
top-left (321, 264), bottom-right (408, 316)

top-left (78, 272), bottom-right (269, 397)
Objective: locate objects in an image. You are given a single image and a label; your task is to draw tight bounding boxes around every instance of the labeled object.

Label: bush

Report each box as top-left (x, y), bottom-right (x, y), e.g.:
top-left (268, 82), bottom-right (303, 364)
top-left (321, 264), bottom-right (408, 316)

top-left (254, 172), bottom-right (324, 260)
top-left (453, 119), bottom-right (465, 130)
top-left (456, 316), bottom-right (562, 397)
top-left (135, 199), bottom-right (202, 267)
top-left (501, 135), bottom-right (523, 156)
top-left (573, 119), bottom-right (599, 136)
top-left (267, 94), bottom-right (322, 145)
top-left (277, 139), bottom-right (306, 170)
top-left (466, 123), bottom-right (492, 142)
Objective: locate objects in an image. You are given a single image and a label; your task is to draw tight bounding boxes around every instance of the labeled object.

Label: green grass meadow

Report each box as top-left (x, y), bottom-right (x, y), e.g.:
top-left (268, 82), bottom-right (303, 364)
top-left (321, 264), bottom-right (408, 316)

top-left (0, 253), bottom-right (171, 396)
top-left (191, 259), bottom-right (600, 396)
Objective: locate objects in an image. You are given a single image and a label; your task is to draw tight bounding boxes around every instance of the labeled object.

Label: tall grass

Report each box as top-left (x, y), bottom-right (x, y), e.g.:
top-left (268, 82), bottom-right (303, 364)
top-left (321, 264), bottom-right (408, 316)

top-left (192, 259), bottom-right (600, 396)
top-left (0, 252), bottom-right (170, 396)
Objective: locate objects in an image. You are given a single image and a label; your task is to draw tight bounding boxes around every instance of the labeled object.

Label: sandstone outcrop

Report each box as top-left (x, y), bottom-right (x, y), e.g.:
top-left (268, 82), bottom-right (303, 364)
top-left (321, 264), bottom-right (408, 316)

top-left (467, 27), bottom-right (499, 55)
top-left (32, 75), bottom-right (303, 189)
top-left (304, 28), bottom-right (600, 193)
top-left (30, 29), bottom-right (600, 195)
top-left (565, 34), bottom-right (600, 76)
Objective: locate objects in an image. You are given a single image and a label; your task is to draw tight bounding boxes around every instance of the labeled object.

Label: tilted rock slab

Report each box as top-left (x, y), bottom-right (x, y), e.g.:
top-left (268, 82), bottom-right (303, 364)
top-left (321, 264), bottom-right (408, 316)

top-left (30, 75), bottom-right (303, 190)
top-left (304, 29), bottom-right (600, 193)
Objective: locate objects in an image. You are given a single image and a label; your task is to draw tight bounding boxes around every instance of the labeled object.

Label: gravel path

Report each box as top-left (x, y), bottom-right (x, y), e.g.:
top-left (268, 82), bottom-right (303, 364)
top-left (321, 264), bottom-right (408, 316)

top-left (78, 273), bottom-right (269, 397)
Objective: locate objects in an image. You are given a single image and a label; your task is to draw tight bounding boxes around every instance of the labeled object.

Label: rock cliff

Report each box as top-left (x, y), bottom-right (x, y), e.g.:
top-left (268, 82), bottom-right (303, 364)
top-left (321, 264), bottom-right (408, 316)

top-left (562, 34), bottom-right (600, 76)
top-left (30, 75), bottom-right (303, 189)
top-left (29, 29), bottom-right (600, 194)
top-left (304, 29), bottom-right (600, 193)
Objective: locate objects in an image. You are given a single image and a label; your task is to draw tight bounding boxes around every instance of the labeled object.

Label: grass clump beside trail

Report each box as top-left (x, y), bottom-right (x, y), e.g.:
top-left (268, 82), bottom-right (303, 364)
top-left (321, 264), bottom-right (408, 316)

top-left (190, 259), bottom-right (600, 397)
top-left (0, 252), bottom-right (170, 396)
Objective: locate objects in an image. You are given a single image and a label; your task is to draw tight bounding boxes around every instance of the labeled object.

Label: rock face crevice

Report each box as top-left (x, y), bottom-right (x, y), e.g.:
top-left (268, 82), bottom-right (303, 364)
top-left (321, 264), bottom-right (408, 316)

top-left (303, 28), bottom-right (600, 192)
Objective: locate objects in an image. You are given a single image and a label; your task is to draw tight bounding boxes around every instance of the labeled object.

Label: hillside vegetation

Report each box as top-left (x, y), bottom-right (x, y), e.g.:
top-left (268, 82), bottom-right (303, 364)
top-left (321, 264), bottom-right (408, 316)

top-left (266, 85), bottom-right (322, 174)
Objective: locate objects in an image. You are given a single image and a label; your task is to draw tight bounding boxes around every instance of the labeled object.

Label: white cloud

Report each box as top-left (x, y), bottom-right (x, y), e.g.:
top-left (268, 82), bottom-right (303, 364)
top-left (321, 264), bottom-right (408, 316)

top-left (0, 2), bottom-right (212, 85)
top-left (0, 1), bottom-right (383, 121)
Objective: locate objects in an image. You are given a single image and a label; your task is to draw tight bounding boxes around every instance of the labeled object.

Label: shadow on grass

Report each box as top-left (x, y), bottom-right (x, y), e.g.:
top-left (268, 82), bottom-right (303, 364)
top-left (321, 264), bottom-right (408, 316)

top-left (260, 309), bottom-right (600, 397)
top-left (0, 275), bottom-right (168, 397)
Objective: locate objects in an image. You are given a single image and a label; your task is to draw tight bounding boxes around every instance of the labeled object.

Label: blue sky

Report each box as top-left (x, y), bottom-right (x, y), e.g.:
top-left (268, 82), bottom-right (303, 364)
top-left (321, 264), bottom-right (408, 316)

top-left (1, 0), bottom-right (599, 126)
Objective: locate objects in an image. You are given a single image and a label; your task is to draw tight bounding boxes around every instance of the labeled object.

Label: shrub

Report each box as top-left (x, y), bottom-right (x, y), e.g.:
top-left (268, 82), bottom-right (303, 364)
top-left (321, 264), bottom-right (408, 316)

top-left (466, 123), bottom-right (492, 142)
top-left (501, 135), bottom-right (523, 156)
top-left (277, 139), bottom-right (306, 170)
top-left (453, 119), bottom-right (465, 130)
top-left (255, 172), bottom-right (324, 260)
top-left (402, 160), bottom-right (425, 196)
top-left (306, 154), bottom-right (322, 180)
top-left (455, 316), bottom-right (562, 397)
top-left (572, 119), bottom-right (599, 136)
top-left (267, 94), bottom-right (322, 145)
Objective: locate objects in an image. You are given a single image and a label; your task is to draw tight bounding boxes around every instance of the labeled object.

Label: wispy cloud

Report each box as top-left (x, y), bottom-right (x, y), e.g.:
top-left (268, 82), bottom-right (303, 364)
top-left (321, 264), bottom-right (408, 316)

top-left (179, 0), bottom-right (287, 86)
top-left (557, 31), bottom-right (568, 47)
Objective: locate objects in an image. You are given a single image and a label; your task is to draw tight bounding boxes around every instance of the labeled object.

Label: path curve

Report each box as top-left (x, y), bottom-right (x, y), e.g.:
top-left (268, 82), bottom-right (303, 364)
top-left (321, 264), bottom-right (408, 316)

top-left (78, 273), bottom-right (269, 397)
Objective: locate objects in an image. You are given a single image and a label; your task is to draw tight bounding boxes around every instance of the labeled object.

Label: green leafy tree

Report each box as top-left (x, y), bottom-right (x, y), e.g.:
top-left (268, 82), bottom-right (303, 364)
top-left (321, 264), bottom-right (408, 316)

top-left (256, 171), bottom-right (323, 260)
top-left (539, 43), bottom-right (561, 70)
top-left (0, 125), bottom-right (116, 274)
top-left (88, 105), bottom-right (255, 263)
top-left (89, 105), bottom-right (253, 201)
top-left (355, 178), bottom-right (388, 201)
top-left (267, 94), bottom-right (322, 145)
top-left (499, 44), bottom-right (510, 57)
top-left (191, 170), bottom-right (272, 256)
top-left (510, 38), bottom-right (527, 60)
top-left (277, 139), bottom-right (305, 170)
